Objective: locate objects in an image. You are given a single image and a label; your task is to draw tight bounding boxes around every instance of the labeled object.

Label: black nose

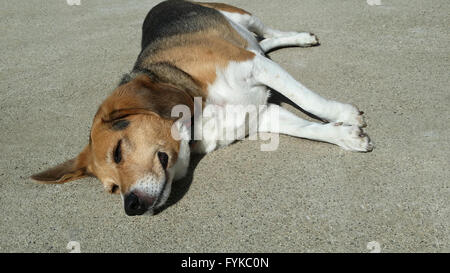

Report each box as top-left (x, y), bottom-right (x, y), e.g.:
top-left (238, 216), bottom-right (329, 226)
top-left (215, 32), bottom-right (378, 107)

top-left (124, 192), bottom-right (149, 216)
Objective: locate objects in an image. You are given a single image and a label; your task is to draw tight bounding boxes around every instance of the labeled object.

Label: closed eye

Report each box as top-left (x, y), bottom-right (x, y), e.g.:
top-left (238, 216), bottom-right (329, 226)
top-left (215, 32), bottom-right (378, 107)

top-left (158, 152), bottom-right (169, 170)
top-left (113, 140), bottom-right (122, 164)
top-left (111, 184), bottom-right (120, 194)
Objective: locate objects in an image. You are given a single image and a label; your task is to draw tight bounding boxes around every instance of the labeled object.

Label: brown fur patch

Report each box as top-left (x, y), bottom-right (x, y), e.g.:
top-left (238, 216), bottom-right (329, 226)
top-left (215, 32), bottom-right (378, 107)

top-left (83, 74), bottom-right (191, 193)
top-left (90, 113), bottom-right (179, 194)
top-left (134, 1), bottom-right (256, 94)
top-left (97, 74), bottom-right (195, 124)
top-left (139, 30), bottom-right (255, 92)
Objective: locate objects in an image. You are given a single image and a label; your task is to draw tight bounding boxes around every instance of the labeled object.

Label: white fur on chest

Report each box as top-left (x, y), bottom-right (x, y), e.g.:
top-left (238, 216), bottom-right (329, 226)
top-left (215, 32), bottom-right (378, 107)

top-left (194, 60), bottom-right (270, 153)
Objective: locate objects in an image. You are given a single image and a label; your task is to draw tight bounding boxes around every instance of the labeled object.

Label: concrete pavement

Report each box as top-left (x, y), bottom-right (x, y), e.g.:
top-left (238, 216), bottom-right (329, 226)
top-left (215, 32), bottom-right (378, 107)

top-left (0, 0), bottom-right (449, 252)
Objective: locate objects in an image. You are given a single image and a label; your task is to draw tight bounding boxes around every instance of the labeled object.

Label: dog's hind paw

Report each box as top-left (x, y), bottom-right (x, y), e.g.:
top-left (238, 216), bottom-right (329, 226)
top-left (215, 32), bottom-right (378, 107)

top-left (295, 32), bottom-right (320, 47)
top-left (308, 33), bottom-right (320, 46)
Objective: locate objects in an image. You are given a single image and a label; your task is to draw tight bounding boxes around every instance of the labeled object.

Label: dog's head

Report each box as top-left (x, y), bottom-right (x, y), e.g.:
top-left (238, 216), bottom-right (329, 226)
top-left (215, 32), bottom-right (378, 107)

top-left (31, 74), bottom-right (193, 216)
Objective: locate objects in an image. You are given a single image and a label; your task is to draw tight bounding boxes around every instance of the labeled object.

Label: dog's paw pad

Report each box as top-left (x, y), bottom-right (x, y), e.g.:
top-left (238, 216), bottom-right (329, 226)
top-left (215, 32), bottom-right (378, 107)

top-left (335, 124), bottom-right (374, 152)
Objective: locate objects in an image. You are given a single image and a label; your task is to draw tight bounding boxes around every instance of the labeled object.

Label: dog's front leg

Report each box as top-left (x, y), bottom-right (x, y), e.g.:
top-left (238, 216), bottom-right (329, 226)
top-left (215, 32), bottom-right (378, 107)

top-left (252, 55), bottom-right (366, 128)
top-left (258, 104), bottom-right (373, 152)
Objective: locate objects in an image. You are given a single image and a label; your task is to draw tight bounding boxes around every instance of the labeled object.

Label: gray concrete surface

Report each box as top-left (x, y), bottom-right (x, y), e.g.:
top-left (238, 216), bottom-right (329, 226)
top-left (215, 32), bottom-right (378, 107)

top-left (1, 0), bottom-right (449, 253)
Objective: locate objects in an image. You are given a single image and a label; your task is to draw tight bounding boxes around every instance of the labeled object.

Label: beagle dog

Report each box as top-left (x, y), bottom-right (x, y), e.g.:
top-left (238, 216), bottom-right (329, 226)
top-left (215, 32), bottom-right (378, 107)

top-left (31, 0), bottom-right (373, 216)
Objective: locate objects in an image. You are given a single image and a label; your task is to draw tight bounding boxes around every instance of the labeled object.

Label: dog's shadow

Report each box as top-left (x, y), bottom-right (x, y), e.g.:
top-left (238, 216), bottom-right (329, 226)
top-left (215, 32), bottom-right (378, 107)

top-left (154, 153), bottom-right (205, 214)
top-left (268, 90), bottom-right (327, 122)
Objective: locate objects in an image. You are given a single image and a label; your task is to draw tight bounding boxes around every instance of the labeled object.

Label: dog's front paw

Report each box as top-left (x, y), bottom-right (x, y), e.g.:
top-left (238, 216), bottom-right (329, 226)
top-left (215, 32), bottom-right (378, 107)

top-left (335, 104), bottom-right (367, 128)
top-left (333, 123), bottom-right (374, 152)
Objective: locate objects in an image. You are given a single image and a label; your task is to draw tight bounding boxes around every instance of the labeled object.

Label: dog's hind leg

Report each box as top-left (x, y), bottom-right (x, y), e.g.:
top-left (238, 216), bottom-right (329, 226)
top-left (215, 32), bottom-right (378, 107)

top-left (243, 17), bottom-right (320, 52)
top-left (252, 55), bottom-right (367, 128)
top-left (259, 33), bottom-right (319, 53)
top-left (258, 104), bottom-right (373, 152)
top-left (207, 7), bottom-right (319, 52)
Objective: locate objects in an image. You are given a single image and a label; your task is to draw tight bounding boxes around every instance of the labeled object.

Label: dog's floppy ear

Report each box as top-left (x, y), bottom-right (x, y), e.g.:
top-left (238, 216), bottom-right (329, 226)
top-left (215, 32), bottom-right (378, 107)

top-left (31, 145), bottom-right (92, 184)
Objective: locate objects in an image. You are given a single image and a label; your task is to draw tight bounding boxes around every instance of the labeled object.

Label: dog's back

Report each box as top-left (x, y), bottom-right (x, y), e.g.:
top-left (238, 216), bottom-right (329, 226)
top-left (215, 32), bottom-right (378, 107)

top-left (131, 1), bottom-right (253, 95)
top-left (141, 1), bottom-right (225, 50)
